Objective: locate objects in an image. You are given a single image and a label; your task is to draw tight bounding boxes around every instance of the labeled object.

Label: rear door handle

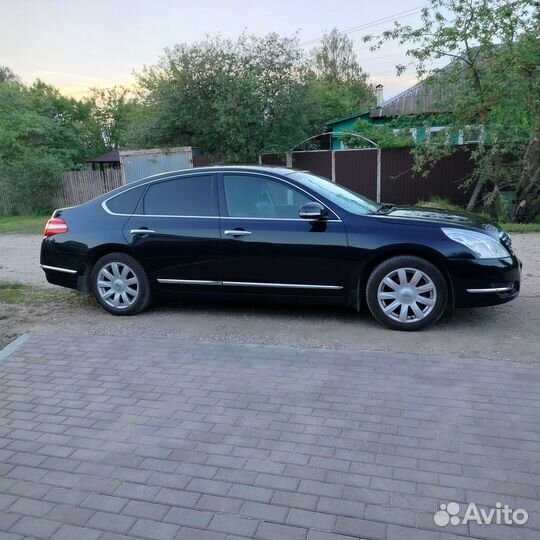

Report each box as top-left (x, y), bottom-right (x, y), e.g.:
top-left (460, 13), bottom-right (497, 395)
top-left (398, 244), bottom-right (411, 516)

top-left (130, 229), bottom-right (156, 235)
top-left (224, 230), bottom-right (252, 237)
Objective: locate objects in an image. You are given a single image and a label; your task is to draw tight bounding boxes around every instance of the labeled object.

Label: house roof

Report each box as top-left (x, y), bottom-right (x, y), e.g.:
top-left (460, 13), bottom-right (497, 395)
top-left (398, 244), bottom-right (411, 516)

top-left (369, 79), bottom-right (450, 118)
top-left (326, 111), bottom-right (370, 126)
top-left (87, 149), bottom-right (120, 163)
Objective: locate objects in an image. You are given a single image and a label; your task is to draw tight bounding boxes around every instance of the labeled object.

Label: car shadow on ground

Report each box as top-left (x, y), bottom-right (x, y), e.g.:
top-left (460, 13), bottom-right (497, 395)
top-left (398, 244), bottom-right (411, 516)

top-left (154, 294), bottom-right (473, 326)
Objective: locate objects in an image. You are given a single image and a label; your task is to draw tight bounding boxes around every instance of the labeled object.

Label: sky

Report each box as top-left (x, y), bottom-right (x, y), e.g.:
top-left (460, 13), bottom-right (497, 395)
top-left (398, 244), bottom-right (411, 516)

top-left (0, 0), bottom-right (429, 101)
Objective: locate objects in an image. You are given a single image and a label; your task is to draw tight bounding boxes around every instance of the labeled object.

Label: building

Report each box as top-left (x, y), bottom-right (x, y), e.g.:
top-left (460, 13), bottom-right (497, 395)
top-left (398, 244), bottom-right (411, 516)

top-left (86, 147), bottom-right (202, 183)
top-left (327, 79), bottom-right (482, 149)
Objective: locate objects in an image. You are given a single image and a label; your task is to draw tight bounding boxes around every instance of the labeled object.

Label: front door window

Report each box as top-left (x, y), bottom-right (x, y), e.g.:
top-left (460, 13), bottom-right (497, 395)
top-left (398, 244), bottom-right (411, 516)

top-left (223, 174), bottom-right (312, 219)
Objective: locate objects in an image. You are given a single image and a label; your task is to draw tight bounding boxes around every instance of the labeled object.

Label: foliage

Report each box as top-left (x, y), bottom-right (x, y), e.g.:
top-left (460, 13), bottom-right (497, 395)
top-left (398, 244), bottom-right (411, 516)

top-left (499, 222), bottom-right (540, 233)
top-left (132, 32), bottom-right (374, 159)
top-left (363, 0), bottom-right (540, 220)
top-left (0, 71), bottom-right (105, 212)
top-left (312, 28), bottom-right (366, 83)
top-left (87, 86), bottom-right (140, 150)
top-left (305, 30), bottom-right (374, 136)
top-left (133, 34), bottom-right (310, 162)
top-left (416, 197), bottom-right (464, 212)
top-left (343, 119), bottom-right (416, 148)
top-left (414, 198), bottom-right (540, 231)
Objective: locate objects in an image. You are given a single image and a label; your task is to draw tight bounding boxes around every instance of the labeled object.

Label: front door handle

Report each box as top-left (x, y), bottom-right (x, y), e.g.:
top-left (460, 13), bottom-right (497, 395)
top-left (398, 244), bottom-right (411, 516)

top-left (130, 228), bottom-right (156, 235)
top-left (224, 230), bottom-right (252, 237)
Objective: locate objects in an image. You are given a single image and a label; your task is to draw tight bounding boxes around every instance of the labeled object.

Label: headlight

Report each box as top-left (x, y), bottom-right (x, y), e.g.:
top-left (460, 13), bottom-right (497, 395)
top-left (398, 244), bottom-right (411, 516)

top-left (442, 227), bottom-right (510, 259)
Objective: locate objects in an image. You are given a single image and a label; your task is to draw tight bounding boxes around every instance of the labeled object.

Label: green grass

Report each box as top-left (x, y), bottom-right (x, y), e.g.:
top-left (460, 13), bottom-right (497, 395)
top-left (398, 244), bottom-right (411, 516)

top-left (498, 222), bottom-right (540, 233)
top-left (0, 281), bottom-right (91, 307)
top-left (417, 198), bottom-right (540, 233)
top-left (0, 281), bottom-right (59, 304)
top-left (417, 198), bottom-right (464, 213)
top-left (0, 215), bottom-right (48, 235)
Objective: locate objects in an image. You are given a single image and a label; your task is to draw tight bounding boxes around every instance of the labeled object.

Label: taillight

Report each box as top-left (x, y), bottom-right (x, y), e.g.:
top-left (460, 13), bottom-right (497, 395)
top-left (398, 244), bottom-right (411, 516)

top-left (44, 217), bottom-right (68, 237)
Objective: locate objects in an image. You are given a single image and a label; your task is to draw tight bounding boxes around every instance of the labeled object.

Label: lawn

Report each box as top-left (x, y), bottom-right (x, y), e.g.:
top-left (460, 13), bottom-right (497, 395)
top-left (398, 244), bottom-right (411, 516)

top-left (417, 199), bottom-right (540, 233)
top-left (0, 215), bottom-right (48, 235)
top-left (0, 281), bottom-right (91, 307)
top-left (0, 281), bottom-right (61, 304)
top-left (499, 222), bottom-right (540, 233)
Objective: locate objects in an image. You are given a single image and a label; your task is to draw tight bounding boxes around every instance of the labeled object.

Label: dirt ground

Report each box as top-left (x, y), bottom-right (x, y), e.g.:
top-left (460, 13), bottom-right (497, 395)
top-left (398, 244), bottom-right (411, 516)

top-left (1, 233), bottom-right (539, 362)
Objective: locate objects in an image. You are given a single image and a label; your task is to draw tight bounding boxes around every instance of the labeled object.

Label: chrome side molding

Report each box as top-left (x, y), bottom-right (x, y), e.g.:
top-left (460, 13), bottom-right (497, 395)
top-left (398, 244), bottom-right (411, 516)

top-left (157, 278), bottom-right (342, 290)
top-left (157, 279), bottom-right (221, 285)
top-left (40, 264), bottom-right (77, 275)
top-left (466, 287), bottom-right (513, 293)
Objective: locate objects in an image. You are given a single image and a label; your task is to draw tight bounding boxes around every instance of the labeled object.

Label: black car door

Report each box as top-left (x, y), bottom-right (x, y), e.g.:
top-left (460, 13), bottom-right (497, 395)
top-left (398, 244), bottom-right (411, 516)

top-left (123, 172), bottom-right (222, 288)
top-left (219, 172), bottom-right (348, 296)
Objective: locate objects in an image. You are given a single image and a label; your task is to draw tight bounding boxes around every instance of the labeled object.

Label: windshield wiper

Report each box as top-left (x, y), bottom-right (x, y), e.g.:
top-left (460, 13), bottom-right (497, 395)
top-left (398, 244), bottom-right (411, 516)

top-left (376, 203), bottom-right (396, 214)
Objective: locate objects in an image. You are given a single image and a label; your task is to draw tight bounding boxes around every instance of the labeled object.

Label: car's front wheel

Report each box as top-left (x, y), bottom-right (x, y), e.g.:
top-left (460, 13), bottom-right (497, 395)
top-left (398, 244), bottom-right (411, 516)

top-left (366, 255), bottom-right (448, 331)
top-left (90, 253), bottom-right (151, 316)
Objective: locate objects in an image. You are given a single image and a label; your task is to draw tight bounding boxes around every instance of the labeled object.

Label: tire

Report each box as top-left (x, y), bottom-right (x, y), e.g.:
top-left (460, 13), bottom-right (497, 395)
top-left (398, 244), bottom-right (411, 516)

top-left (90, 252), bottom-right (151, 316)
top-left (366, 255), bottom-right (448, 331)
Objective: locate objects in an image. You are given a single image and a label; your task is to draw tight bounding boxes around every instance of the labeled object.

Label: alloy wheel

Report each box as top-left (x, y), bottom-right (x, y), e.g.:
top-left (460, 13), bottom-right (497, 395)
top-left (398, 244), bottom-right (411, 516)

top-left (377, 267), bottom-right (437, 324)
top-left (96, 262), bottom-right (139, 310)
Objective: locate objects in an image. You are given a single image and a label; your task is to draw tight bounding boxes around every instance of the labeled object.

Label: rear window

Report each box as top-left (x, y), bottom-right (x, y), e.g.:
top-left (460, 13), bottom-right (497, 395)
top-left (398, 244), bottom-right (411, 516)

top-left (105, 186), bottom-right (145, 214)
top-left (143, 175), bottom-right (216, 216)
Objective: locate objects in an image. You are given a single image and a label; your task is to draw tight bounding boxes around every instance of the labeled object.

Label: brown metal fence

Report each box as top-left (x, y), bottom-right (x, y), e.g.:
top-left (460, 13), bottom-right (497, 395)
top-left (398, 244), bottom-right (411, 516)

top-left (261, 147), bottom-right (473, 206)
top-left (380, 148), bottom-right (472, 205)
top-left (292, 151), bottom-right (333, 179)
top-left (334, 149), bottom-right (378, 201)
top-left (259, 153), bottom-right (286, 167)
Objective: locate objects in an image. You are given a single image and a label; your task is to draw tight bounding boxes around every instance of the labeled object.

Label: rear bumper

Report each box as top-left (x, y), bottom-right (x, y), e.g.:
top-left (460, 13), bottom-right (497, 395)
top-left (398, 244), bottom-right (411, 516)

top-left (40, 239), bottom-right (89, 292)
top-left (447, 255), bottom-right (522, 308)
top-left (41, 264), bottom-right (82, 291)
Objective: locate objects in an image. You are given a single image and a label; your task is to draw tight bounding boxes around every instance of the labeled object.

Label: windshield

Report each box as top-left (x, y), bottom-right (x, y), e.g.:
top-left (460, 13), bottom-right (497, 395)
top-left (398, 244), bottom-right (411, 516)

top-left (288, 171), bottom-right (380, 215)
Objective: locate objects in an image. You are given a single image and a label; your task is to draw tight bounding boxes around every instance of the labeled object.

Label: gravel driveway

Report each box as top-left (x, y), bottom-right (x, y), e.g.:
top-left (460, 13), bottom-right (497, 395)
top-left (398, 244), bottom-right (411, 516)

top-left (1, 233), bottom-right (539, 362)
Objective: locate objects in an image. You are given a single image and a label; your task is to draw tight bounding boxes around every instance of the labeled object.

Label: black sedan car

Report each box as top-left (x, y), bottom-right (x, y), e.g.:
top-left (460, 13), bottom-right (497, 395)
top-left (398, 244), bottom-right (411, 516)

top-left (40, 166), bottom-right (521, 330)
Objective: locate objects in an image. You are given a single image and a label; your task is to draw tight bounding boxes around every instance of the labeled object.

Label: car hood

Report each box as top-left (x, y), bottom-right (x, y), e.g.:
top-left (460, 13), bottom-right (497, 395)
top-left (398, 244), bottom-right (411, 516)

top-left (379, 206), bottom-right (501, 235)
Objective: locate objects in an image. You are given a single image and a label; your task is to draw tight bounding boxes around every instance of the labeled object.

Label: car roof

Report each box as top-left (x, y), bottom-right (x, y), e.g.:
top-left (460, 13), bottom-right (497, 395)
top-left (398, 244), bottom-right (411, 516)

top-left (126, 165), bottom-right (295, 187)
top-left (97, 165), bottom-right (309, 204)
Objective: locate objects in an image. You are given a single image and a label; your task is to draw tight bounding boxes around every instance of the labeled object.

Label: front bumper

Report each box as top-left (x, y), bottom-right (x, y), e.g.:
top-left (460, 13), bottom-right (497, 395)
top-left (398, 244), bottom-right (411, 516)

top-left (447, 255), bottom-right (522, 308)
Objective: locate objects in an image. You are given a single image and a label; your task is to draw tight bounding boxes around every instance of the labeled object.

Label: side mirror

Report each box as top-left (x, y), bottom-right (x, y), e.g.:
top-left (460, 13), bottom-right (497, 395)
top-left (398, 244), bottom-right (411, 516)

top-left (299, 202), bottom-right (327, 220)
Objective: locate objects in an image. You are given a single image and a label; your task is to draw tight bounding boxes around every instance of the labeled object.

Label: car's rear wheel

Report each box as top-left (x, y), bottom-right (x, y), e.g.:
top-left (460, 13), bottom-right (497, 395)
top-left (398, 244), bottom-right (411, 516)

top-left (91, 253), bottom-right (151, 316)
top-left (366, 255), bottom-right (447, 331)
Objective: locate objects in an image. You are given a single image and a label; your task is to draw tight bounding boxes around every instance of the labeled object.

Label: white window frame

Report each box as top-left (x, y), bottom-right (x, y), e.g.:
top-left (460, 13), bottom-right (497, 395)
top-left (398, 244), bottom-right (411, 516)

top-left (428, 126), bottom-right (450, 143)
top-left (458, 125), bottom-right (484, 145)
top-left (392, 128), bottom-right (417, 142)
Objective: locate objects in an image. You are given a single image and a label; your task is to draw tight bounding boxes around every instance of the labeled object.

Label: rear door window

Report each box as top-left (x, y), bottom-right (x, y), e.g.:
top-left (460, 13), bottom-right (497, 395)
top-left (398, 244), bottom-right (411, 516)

top-left (143, 175), bottom-right (217, 216)
top-left (106, 186), bottom-right (145, 214)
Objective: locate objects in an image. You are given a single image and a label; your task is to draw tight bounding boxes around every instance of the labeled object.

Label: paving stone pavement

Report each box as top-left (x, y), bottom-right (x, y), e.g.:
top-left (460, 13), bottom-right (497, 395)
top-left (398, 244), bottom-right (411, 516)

top-left (0, 332), bottom-right (539, 540)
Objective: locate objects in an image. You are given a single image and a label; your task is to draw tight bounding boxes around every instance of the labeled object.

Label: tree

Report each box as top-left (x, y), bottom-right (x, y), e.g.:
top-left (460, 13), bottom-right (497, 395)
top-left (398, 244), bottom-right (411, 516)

top-left (306, 30), bottom-right (374, 135)
top-left (512, 19), bottom-right (540, 221)
top-left (363, 0), bottom-right (540, 219)
top-left (88, 86), bottom-right (138, 150)
top-left (0, 68), bottom-right (104, 212)
top-left (343, 119), bottom-right (416, 148)
top-left (133, 31), bottom-right (375, 158)
top-left (134, 33), bottom-right (310, 162)
top-left (312, 28), bottom-right (368, 83)
top-left (0, 66), bottom-right (19, 84)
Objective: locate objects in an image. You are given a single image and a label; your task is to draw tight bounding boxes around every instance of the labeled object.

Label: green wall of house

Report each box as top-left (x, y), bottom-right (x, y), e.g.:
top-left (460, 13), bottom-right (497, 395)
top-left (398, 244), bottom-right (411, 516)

top-left (327, 113), bottom-right (463, 149)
